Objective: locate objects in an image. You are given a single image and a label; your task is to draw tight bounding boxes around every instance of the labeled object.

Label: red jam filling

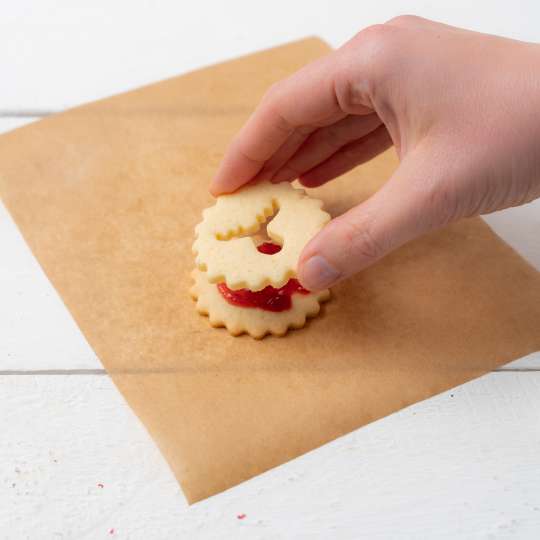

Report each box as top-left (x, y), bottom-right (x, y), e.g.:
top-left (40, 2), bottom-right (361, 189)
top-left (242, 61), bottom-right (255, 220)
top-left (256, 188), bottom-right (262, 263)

top-left (216, 242), bottom-right (309, 312)
top-left (256, 241), bottom-right (282, 255)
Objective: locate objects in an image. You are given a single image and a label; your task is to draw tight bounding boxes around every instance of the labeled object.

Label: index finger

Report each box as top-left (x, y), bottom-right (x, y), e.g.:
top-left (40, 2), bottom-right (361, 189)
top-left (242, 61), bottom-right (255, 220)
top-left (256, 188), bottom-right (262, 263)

top-left (210, 51), bottom-right (349, 195)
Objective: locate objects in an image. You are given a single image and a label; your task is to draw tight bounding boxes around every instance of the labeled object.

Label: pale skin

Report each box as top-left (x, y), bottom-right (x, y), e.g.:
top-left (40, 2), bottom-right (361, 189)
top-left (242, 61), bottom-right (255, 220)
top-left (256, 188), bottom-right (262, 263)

top-left (210, 16), bottom-right (540, 291)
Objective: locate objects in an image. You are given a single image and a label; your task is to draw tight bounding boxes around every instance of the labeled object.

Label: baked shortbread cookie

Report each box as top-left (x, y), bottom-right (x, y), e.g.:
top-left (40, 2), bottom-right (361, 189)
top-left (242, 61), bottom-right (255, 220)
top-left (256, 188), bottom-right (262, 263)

top-left (191, 181), bottom-right (331, 338)
top-left (193, 181), bottom-right (330, 291)
top-left (190, 268), bottom-right (330, 339)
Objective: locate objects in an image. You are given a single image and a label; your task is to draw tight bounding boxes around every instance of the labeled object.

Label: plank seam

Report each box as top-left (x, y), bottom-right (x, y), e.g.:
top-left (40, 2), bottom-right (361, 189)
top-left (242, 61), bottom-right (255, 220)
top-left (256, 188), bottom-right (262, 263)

top-left (0, 369), bottom-right (107, 375)
top-left (0, 110), bottom-right (54, 118)
top-left (0, 368), bottom-right (538, 375)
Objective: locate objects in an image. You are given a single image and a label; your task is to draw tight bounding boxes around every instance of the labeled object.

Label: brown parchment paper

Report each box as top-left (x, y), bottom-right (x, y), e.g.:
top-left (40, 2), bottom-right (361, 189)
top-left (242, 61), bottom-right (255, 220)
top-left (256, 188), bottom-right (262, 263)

top-left (1, 38), bottom-right (540, 503)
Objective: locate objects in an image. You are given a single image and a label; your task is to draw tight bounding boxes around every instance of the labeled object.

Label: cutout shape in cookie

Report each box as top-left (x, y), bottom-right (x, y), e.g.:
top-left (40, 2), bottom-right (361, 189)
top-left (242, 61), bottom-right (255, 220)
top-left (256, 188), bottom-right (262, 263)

top-left (192, 181), bottom-right (330, 291)
top-left (190, 269), bottom-right (330, 339)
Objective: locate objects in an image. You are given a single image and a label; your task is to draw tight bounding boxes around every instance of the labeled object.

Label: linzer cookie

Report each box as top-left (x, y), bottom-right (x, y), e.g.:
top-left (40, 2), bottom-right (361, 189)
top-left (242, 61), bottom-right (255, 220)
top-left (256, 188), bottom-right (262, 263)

top-left (191, 181), bottom-right (331, 338)
top-left (193, 180), bottom-right (330, 290)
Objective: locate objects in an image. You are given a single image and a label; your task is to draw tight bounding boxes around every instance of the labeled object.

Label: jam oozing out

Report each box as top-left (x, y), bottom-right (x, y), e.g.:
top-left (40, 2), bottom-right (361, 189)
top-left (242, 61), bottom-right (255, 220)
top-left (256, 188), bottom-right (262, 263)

top-left (216, 242), bottom-right (309, 312)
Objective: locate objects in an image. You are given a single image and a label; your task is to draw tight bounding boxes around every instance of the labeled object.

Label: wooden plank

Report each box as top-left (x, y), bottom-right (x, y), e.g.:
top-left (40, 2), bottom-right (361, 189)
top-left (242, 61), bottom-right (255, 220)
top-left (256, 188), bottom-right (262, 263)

top-left (1, 1), bottom-right (540, 111)
top-left (0, 118), bottom-right (102, 371)
top-left (0, 117), bottom-right (37, 133)
top-left (0, 116), bottom-right (538, 371)
top-left (483, 204), bottom-right (540, 273)
top-left (1, 372), bottom-right (539, 538)
top-left (497, 352), bottom-right (540, 371)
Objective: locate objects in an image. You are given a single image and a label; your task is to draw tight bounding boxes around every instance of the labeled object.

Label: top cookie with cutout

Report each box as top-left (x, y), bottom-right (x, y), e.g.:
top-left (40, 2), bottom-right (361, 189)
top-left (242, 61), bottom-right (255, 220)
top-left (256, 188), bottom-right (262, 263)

top-left (193, 181), bottom-right (330, 291)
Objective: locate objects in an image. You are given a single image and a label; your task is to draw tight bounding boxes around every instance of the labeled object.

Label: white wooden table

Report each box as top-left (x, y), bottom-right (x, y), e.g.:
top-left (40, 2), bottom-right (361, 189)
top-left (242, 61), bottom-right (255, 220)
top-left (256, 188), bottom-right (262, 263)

top-left (2, 2), bottom-right (540, 538)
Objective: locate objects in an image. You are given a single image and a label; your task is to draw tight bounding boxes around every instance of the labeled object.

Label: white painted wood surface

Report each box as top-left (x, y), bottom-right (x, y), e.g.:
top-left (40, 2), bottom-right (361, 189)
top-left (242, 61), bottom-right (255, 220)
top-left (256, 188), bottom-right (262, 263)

top-left (1, 2), bottom-right (540, 538)
top-left (3, 1), bottom-right (540, 112)
top-left (2, 373), bottom-right (540, 539)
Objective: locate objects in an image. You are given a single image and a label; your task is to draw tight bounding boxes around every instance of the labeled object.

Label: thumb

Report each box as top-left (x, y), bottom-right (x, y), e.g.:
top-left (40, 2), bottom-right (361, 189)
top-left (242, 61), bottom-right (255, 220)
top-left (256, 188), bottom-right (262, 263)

top-left (297, 153), bottom-right (456, 290)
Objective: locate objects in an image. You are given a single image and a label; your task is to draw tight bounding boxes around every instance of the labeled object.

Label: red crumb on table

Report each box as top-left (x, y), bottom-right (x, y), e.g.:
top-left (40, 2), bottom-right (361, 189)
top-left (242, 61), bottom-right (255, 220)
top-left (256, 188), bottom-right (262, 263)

top-left (97, 483), bottom-right (104, 488)
top-left (237, 513), bottom-right (247, 520)
top-left (109, 528), bottom-right (115, 535)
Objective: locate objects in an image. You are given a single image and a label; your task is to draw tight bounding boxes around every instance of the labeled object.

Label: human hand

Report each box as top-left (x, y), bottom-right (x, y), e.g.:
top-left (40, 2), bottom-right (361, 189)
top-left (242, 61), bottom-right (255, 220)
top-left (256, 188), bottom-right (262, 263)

top-left (210, 16), bottom-right (540, 290)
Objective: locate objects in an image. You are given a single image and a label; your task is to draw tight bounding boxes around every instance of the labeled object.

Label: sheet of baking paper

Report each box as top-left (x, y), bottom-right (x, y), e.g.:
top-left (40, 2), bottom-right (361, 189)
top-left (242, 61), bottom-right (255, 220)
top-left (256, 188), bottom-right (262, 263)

top-left (1, 38), bottom-right (539, 503)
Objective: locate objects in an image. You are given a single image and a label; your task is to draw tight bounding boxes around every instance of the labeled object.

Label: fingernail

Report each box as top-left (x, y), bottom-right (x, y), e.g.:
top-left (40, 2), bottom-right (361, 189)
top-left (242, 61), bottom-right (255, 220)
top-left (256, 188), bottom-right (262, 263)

top-left (209, 178), bottom-right (224, 196)
top-left (299, 255), bottom-right (341, 290)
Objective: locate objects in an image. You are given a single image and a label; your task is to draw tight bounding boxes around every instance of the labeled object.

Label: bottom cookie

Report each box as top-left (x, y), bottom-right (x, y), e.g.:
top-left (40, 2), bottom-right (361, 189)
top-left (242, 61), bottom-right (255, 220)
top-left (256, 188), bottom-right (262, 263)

top-left (190, 269), bottom-right (330, 339)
